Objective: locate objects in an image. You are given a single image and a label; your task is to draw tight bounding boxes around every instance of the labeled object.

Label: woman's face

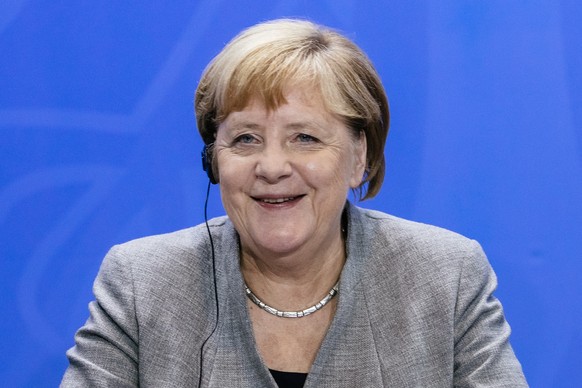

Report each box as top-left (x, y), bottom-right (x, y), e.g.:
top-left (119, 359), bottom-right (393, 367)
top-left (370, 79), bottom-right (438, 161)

top-left (215, 88), bottom-right (366, 258)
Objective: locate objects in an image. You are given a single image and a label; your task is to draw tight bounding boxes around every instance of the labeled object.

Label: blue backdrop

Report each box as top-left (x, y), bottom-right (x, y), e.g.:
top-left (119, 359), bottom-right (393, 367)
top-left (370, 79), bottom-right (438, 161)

top-left (1, 1), bottom-right (581, 386)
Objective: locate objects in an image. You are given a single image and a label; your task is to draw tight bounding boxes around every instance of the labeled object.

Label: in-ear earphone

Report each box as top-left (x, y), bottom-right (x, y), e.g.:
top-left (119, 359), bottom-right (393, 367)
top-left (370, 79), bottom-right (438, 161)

top-left (201, 144), bottom-right (217, 184)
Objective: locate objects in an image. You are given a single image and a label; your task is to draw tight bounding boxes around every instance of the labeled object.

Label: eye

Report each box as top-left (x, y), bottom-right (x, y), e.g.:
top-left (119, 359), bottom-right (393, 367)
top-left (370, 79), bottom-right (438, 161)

top-left (296, 133), bottom-right (317, 143)
top-left (234, 134), bottom-right (257, 144)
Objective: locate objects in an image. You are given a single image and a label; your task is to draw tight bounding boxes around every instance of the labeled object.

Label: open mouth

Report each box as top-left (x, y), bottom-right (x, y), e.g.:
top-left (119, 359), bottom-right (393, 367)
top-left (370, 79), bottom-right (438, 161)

top-left (253, 195), bottom-right (304, 204)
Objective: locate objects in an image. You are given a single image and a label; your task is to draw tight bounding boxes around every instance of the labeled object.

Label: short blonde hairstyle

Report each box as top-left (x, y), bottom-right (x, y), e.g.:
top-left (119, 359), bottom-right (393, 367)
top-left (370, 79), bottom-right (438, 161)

top-left (195, 19), bottom-right (389, 199)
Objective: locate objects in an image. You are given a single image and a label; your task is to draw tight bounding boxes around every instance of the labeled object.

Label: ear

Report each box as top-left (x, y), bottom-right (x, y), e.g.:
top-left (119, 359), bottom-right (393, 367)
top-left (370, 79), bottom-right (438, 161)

top-left (349, 131), bottom-right (367, 189)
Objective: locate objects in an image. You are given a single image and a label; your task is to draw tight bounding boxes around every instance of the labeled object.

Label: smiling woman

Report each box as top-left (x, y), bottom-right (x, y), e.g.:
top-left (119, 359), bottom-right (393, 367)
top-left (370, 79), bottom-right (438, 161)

top-left (216, 89), bottom-right (366, 262)
top-left (61, 19), bottom-right (528, 387)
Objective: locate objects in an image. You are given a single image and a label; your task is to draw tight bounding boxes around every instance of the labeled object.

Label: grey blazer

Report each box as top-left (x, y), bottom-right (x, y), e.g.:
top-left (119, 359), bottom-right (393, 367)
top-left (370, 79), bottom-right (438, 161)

top-left (62, 204), bottom-right (528, 387)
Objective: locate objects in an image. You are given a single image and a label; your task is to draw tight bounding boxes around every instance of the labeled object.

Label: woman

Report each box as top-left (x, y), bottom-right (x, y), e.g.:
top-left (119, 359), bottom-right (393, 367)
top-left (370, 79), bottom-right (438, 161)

top-left (62, 19), bottom-right (527, 387)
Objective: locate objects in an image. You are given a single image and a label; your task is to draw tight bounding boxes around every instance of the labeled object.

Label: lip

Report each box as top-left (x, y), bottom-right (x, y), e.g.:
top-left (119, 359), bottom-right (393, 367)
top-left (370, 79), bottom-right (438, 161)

top-left (251, 194), bottom-right (305, 207)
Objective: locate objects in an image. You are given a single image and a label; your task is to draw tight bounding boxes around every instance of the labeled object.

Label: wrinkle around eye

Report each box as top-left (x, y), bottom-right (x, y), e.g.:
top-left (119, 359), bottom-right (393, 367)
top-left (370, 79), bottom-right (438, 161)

top-left (288, 133), bottom-right (328, 152)
top-left (231, 133), bottom-right (262, 146)
top-left (295, 133), bottom-right (318, 143)
top-left (221, 136), bottom-right (262, 156)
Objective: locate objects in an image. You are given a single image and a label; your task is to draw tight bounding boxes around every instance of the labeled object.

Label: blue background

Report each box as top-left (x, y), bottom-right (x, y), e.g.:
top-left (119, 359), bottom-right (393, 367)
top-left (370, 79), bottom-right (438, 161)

top-left (1, 1), bottom-right (581, 386)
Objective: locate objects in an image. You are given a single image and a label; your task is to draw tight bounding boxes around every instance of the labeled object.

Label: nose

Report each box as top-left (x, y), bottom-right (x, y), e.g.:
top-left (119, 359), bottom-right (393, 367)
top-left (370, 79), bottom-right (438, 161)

top-left (255, 143), bottom-right (292, 183)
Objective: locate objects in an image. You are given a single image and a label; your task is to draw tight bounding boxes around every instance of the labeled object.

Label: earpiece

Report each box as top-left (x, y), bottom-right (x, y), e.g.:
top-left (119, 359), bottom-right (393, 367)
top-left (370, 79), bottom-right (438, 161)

top-left (201, 144), bottom-right (217, 184)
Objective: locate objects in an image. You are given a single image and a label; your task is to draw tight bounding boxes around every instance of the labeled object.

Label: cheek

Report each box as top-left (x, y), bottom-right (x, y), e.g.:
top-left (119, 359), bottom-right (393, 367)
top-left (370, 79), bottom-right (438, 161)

top-left (303, 156), bottom-right (354, 188)
top-left (217, 151), bottom-right (246, 180)
top-left (305, 160), bottom-right (319, 173)
top-left (217, 155), bottom-right (251, 196)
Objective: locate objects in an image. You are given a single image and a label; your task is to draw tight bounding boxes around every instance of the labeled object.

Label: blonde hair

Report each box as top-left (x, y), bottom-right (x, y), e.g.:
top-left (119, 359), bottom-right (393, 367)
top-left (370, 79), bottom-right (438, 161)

top-left (195, 19), bottom-right (389, 199)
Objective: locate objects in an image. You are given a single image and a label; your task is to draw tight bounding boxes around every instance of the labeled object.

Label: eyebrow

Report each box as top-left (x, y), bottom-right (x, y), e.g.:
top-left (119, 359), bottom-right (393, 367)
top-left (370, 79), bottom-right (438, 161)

top-left (285, 122), bottom-right (312, 130)
top-left (224, 121), bottom-right (263, 131)
top-left (285, 121), bottom-right (332, 133)
top-left (223, 118), bottom-right (331, 134)
top-left (226, 121), bottom-right (318, 130)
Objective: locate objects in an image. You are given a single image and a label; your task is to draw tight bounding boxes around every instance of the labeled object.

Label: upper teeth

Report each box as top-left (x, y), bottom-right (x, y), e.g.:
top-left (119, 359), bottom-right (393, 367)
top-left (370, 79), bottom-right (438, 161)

top-left (262, 197), bottom-right (294, 203)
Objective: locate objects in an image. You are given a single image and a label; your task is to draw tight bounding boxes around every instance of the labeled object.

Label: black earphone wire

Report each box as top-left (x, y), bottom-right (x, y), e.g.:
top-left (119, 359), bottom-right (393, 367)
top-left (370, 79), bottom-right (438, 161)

top-left (198, 179), bottom-right (219, 386)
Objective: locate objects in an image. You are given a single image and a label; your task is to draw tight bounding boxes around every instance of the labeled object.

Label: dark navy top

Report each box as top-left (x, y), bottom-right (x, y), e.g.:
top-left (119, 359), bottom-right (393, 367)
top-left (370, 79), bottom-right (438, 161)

top-left (269, 369), bottom-right (307, 388)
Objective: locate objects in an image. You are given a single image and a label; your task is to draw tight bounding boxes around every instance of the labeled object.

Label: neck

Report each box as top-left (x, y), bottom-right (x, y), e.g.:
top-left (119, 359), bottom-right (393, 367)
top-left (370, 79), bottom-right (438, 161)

top-left (240, 230), bottom-right (345, 310)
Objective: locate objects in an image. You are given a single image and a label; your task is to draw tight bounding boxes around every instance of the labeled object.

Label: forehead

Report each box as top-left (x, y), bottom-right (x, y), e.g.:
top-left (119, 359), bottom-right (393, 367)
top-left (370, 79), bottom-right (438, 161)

top-left (220, 88), bottom-right (341, 129)
top-left (219, 76), bottom-right (342, 116)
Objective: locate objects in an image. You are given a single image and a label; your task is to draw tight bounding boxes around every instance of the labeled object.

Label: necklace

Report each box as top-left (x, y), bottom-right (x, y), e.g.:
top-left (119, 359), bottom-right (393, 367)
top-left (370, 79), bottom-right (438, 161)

top-left (244, 281), bottom-right (339, 318)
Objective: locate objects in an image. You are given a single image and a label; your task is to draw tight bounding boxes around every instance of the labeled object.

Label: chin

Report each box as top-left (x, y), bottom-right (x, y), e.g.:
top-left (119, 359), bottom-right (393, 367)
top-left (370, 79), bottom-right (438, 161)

top-left (251, 229), bottom-right (310, 255)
